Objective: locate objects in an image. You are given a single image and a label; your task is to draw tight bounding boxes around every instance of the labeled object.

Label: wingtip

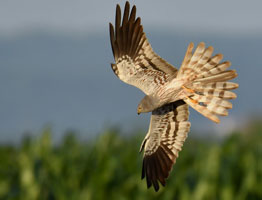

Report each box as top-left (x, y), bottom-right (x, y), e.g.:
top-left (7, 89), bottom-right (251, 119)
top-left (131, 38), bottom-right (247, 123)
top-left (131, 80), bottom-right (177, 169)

top-left (109, 23), bottom-right (114, 32)
top-left (153, 183), bottom-right (160, 192)
top-left (125, 1), bottom-right (130, 8)
top-left (116, 4), bottom-right (120, 10)
top-left (136, 17), bottom-right (141, 24)
top-left (129, 4), bottom-right (137, 22)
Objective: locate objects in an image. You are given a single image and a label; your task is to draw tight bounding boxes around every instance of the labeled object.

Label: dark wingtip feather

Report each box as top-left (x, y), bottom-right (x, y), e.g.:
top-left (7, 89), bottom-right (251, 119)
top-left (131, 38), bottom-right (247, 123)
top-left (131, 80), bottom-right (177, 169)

top-left (123, 2), bottom-right (130, 23)
top-left (141, 146), bottom-right (175, 192)
top-left (141, 159), bottom-right (145, 179)
top-left (129, 4), bottom-right (136, 22)
top-left (109, 1), bottom-right (145, 61)
top-left (109, 23), bottom-right (115, 59)
top-left (122, 2), bottom-right (130, 55)
top-left (145, 159), bottom-right (152, 188)
top-left (151, 154), bottom-right (160, 192)
top-left (153, 182), bottom-right (160, 192)
top-left (115, 4), bottom-right (121, 31)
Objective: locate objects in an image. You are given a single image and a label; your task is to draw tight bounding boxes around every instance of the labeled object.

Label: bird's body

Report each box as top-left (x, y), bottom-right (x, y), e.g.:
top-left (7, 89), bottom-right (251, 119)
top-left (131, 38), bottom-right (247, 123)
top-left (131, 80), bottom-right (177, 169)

top-left (137, 77), bottom-right (188, 113)
top-left (109, 1), bottom-right (238, 191)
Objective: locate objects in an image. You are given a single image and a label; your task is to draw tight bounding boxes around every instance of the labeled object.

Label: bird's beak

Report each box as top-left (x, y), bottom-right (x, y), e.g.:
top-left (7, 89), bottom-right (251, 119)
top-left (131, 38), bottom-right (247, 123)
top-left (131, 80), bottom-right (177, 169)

top-left (137, 107), bottom-right (141, 115)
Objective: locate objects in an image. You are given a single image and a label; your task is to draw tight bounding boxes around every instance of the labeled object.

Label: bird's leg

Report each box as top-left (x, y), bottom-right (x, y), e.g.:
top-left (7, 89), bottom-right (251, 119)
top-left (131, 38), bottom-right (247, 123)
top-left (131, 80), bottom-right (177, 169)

top-left (184, 95), bottom-right (198, 104)
top-left (181, 86), bottom-right (198, 104)
top-left (182, 85), bottom-right (194, 93)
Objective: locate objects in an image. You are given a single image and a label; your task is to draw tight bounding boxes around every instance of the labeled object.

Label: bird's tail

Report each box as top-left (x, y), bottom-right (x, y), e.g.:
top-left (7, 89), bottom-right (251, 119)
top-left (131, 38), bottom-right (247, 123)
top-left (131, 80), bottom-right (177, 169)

top-left (177, 42), bottom-right (238, 123)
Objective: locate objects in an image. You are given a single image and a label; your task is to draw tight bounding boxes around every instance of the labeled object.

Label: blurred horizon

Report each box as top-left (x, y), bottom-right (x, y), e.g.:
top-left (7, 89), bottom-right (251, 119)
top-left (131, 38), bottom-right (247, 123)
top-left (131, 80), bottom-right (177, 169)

top-left (1, 29), bottom-right (261, 143)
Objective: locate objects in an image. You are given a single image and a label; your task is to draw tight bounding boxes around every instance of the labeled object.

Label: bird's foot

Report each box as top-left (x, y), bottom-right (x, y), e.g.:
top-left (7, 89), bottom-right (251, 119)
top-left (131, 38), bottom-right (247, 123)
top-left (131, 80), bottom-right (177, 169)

top-left (182, 85), bottom-right (194, 93)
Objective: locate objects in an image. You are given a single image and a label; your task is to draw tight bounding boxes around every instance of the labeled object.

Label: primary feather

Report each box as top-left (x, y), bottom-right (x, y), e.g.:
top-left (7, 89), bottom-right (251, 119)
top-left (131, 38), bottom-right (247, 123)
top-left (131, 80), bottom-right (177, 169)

top-left (109, 2), bottom-right (177, 96)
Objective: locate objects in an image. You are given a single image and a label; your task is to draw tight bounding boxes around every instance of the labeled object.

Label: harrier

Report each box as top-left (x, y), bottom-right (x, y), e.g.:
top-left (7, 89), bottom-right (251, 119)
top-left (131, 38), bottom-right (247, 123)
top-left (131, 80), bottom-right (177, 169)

top-left (109, 1), bottom-right (238, 191)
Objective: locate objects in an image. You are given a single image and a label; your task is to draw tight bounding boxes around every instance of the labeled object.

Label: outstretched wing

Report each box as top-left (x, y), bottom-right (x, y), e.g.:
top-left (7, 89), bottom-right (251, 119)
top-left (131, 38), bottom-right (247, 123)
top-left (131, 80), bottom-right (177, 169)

top-left (140, 100), bottom-right (190, 191)
top-left (109, 1), bottom-right (177, 95)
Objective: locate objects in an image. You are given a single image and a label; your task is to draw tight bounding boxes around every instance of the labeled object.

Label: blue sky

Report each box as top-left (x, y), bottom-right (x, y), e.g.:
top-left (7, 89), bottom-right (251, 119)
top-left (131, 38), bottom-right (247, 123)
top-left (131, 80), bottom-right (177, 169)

top-left (1, 0), bottom-right (262, 36)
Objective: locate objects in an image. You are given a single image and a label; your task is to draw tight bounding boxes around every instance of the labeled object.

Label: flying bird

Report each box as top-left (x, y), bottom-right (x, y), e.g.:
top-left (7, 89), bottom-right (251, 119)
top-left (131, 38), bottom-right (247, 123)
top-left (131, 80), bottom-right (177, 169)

top-left (109, 1), bottom-right (238, 191)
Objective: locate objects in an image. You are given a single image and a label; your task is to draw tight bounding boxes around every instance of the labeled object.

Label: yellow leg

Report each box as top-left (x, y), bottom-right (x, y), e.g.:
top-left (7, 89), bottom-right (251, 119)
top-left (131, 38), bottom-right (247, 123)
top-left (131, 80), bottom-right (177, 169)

top-left (182, 85), bottom-right (195, 93)
top-left (181, 85), bottom-right (198, 104)
top-left (184, 96), bottom-right (198, 104)
top-left (189, 98), bottom-right (198, 104)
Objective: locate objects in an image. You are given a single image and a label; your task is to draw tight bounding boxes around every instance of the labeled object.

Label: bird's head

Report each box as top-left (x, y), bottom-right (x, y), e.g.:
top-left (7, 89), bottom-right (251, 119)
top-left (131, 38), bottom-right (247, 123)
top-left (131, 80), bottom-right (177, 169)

top-left (137, 105), bottom-right (143, 115)
top-left (137, 95), bottom-right (159, 114)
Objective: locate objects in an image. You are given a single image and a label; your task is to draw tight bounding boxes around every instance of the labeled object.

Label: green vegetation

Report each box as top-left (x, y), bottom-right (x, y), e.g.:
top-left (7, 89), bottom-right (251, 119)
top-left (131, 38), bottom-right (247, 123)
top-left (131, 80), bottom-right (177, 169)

top-left (0, 121), bottom-right (261, 200)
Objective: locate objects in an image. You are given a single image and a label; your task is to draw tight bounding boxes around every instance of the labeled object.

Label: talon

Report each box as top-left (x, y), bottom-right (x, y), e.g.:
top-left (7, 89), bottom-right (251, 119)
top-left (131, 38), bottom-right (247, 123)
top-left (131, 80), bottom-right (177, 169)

top-left (182, 85), bottom-right (194, 93)
top-left (189, 98), bottom-right (198, 104)
top-left (184, 95), bottom-right (198, 104)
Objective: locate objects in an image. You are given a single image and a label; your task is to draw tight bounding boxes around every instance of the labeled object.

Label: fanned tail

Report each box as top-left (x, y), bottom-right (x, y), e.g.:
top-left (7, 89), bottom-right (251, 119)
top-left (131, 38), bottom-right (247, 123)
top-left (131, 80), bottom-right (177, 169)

top-left (177, 42), bottom-right (238, 123)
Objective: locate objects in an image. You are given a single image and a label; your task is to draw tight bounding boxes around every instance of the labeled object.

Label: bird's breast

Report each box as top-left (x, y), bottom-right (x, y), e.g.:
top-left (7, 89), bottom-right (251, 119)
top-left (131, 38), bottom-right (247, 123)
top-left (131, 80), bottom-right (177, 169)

top-left (156, 79), bottom-right (185, 103)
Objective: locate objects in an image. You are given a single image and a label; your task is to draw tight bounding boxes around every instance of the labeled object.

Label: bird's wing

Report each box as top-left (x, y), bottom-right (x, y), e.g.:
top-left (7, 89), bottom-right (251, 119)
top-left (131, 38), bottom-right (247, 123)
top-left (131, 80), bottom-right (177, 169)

top-left (109, 2), bottom-right (177, 95)
top-left (140, 100), bottom-right (190, 191)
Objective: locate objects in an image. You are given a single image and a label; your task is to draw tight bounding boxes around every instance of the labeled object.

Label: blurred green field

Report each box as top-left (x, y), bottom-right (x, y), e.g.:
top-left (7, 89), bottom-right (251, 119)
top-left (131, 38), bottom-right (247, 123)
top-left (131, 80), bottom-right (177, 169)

top-left (0, 121), bottom-right (261, 200)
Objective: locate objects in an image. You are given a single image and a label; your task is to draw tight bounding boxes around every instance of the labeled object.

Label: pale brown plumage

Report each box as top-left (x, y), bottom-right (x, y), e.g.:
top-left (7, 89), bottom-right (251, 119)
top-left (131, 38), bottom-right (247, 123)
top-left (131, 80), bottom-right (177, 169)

top-left (140, 100), bottom-right (190, 191)
top-left (109, 1), bottom-right (238, 191)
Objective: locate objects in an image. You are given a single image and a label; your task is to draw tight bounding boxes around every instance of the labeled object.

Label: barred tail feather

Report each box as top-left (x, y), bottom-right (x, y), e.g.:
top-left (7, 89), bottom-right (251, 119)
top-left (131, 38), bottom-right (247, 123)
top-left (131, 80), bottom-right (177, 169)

top-left (177, 42), bottom-right (237, 83)
top-left (184, 98), bottom-right (220, 123)
top-left (187, 42), bottom-right (205, 70)
top-left (195, 70), bottom-right (238, 84)
top-left (192, 82), bottom-right (239, 90)
top-left (194, 88), bottom-right (237, 99)
top-left (197, 54), bottom-right (223, 75)
top-left (184, 95), bottom-right (230, 123)
top-left (190, 93), bottom-right (233, 109)
top-left (179, 42), bottom-right (194, 75)
top-left (206, 103), bottom-right (228, 116)
top-left (183, 86), bottom-right (237, 122)
top-left (178, 42), bottom-right (238, 122)
top-left (196, 61), bottom-right (231, 79)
